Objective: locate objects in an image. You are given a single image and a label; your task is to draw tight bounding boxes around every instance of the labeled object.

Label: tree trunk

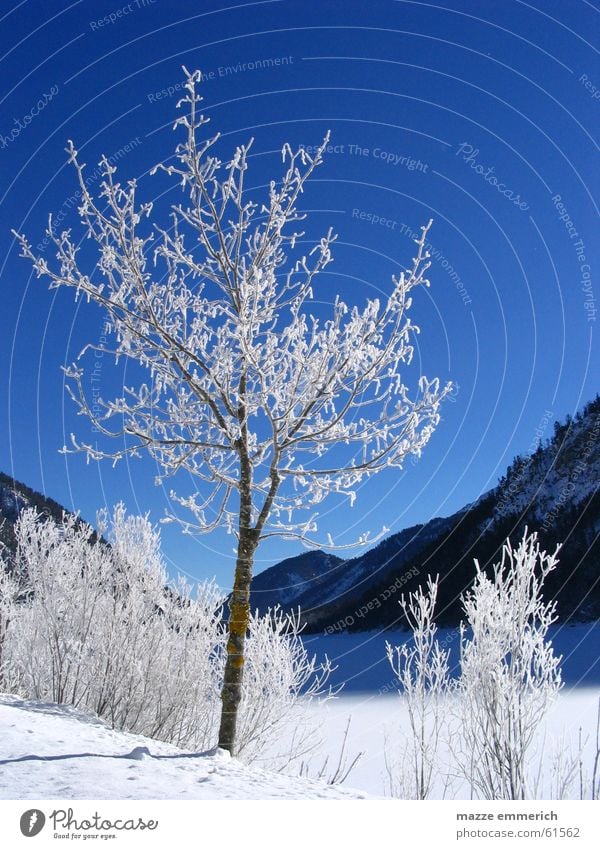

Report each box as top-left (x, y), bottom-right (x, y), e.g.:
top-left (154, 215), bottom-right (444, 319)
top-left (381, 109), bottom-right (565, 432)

top-left (218, 526), bottom-right (258, 754)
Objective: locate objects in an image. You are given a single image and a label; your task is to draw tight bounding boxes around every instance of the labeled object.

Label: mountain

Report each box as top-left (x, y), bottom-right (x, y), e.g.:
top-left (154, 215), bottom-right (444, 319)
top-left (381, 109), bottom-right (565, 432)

top-left (0, 472), bottom-right (80, 560)
top-left (249, 550), bottom-right (345, 613)
top-left (250, 395), bottom-right (600, 630)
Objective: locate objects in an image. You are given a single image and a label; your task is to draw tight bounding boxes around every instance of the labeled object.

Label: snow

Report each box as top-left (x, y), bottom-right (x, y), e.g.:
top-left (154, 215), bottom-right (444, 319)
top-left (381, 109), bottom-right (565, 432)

top-left (4, 686), bottom-right (596, 801)
top-left (0, 695), bottom-right (370, 800)
top-left (291, 687), bottom-right (600, 799)
top-left (1, 623), bottom-right (597, 800)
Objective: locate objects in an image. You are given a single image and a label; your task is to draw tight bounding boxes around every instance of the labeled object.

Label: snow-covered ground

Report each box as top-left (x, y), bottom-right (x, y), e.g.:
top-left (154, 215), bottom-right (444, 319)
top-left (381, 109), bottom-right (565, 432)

top-left (289, 687), bottom-right (600, 799)
top-left (0, 695), bottom-right (370, 800)
top-left (3, 687), bottom-right (597, 801)
top-left (1, 623), bottom-right (597, 800)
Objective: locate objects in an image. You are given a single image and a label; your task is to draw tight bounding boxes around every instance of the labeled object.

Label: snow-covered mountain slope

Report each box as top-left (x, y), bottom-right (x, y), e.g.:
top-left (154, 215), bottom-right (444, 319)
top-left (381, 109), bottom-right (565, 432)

top-left (249, 550), bottom-right (344, 614)
top-left (248, 517), bottom-right (460, 620)
top-left (0, 695), bottom-right (369, 800)
top-left (251, 396), bottom-right (600, 631)
top-left (493, 402), bottom-right (600, 525)
top-left (0, 472), bottom-right (89, 559)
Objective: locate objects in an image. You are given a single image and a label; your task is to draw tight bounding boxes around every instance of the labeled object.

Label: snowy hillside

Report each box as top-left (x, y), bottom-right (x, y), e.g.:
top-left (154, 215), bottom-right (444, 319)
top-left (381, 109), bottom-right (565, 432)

top-left (493, 400), bottom-right (600, 524)
top-left (0, 472), bottom-right (91, 558)
top-left (0, 695), bottom-right (369, 801)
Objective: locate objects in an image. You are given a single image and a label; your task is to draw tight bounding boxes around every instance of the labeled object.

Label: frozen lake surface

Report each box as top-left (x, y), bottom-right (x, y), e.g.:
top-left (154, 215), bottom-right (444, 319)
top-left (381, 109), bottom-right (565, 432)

top-left (302, 620), bottom-right (600, 693)
top-left (292, 623), bottom-right (600, 797)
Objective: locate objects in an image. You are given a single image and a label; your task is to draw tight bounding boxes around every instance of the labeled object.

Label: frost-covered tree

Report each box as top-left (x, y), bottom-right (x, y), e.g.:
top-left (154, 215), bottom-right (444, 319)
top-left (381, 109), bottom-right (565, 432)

top-left (14, 68), bottom-right (451, 754)
top-left (456, 530), bottom-right (563, 800)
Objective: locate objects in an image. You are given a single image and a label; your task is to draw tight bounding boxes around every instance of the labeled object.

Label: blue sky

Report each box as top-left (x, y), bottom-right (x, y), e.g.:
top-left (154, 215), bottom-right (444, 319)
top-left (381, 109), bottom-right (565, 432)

top-left (1, 0), bottom-right (598, 589)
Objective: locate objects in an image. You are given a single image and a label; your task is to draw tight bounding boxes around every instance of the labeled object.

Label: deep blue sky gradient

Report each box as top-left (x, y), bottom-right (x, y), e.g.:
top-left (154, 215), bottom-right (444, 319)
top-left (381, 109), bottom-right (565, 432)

top-left (1, 0), bottom-right (598, 588)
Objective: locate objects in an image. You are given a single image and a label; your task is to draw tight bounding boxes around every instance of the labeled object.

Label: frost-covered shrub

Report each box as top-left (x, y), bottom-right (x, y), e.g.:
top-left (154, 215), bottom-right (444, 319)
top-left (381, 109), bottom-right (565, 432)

top-left (386, 576), bottom-right (450, 799)
top-left (0, 506), bottom-right (223, 751)
top-left (0, 507), bottom-right (331, 765)
top-left (455, 529), bottom-right (562, 800)
top-left (235, 607), bottom-right (333, 769)
top-left (0, 551), bottom-right (25, 693)
top-left (386, 530), bottom-right (564, 800)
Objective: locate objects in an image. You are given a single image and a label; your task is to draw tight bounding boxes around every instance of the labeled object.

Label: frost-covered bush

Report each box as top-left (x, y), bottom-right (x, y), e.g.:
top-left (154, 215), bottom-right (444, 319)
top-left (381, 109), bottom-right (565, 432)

top-left (0, 551), bottom-right (24, 693)
top-left (386, 529), bottom-right (564, 800)
top-left (0, 506), bottom-right (223, 749)
top-left (386, 576), bottom-right (450, 799)
top-left (235, 607), bottom-right (333, 769)
top-left (0, 506), bottom-right (330, 765)
top-left (456, 529), bottom-right (563, 800)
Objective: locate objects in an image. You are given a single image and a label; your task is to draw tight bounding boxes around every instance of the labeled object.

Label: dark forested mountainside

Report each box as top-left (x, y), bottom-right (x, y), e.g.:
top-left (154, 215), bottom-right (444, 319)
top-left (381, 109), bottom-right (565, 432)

top-left (250, 396), bottom-right (600, 630)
